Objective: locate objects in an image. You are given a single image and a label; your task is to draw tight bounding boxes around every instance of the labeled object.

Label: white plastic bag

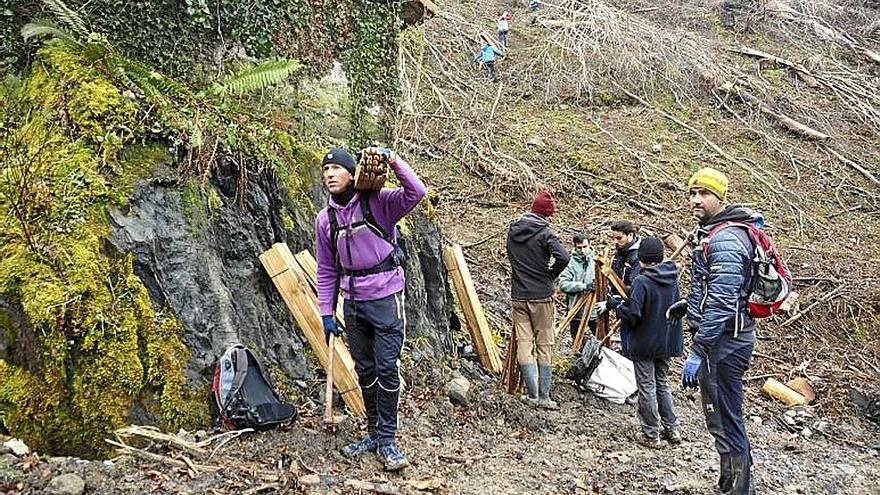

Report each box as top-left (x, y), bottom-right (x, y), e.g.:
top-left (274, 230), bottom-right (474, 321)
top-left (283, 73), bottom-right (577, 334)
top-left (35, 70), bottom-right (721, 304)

top-left (585, 347), bottom-right (637, 404)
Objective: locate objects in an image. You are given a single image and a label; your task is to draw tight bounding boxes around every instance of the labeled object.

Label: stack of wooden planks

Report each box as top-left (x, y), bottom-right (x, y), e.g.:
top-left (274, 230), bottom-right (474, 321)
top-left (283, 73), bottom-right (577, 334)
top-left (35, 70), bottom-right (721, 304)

top-left (259, 243), bottom-right (365, 418)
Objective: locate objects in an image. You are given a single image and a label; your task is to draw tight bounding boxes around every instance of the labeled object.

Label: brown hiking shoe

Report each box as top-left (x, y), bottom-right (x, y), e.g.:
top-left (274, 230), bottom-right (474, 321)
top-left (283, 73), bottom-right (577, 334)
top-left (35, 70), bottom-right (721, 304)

top-left (636, 435), bottom-right (663, 449)
top-left (536, 397), bottom-right (559, 410)
top-left (663, 429), bottom-right (682, 444)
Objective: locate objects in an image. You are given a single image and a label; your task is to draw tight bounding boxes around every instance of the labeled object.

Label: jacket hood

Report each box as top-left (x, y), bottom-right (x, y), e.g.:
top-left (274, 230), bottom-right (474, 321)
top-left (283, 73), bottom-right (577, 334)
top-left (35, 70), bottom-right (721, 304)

top-left (704, 204), bottom-right (764, 229)
top-left (510, 213), bottom-right (549, 243)
top-left (616, 236), bottom-right (641, 254)
top-left (641, 261), bottom-right (679, 286)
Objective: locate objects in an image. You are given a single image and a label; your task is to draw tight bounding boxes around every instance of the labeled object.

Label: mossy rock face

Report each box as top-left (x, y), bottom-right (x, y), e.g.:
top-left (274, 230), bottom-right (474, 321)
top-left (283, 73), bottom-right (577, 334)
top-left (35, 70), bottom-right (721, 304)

top-left (0, 44), bottom-right (207, 458)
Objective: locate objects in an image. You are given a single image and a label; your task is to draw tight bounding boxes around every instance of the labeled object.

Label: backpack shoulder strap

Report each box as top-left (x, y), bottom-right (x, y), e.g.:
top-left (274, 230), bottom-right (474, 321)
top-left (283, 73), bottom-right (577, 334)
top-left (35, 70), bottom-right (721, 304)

top-left (359, 191), bottom-right (395, 246)
top-left (702, 221), bottom-right (754, 258)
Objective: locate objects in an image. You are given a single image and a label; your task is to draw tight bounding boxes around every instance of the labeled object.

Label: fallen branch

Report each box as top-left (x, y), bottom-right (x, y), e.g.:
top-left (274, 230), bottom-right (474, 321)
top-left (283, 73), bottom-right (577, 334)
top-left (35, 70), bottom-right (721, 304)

top-left (115, 425), bottom-right (208, 460)
top-left (717, 82), bottom-right (830, 141)
top-left (730, 46), bottom-right (819, 88)
top-left (822, 146), bottom-right (880, 188)
top-left (105, 438), bottom-right (220, 473)
top-left (779, 285), bottom-right (846, 328)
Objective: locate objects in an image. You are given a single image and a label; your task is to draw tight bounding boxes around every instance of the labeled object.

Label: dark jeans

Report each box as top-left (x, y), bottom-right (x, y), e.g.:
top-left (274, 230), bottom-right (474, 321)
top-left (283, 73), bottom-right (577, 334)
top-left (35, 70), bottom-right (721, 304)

top-left (699, 341), bottom-right (754, 493)
top-left (498, 30), bottom-right (508, 48)
top-left (633, 358), bottom-right (678, 439)
top-left (344, 292), bottom-right (406, 446)
top-left (484, 60), bottom-right (497, 81)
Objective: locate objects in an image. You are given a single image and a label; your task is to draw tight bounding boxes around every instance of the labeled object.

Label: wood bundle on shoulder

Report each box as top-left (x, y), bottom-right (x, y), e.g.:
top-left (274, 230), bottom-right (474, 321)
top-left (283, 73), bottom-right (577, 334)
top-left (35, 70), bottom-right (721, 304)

top-left (355, 149), bottom-right (389, 191)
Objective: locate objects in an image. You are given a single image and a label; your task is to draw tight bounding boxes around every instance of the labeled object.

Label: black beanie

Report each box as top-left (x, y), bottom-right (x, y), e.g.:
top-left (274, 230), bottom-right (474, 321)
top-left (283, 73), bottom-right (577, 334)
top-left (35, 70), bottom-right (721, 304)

top-left (638, 237), bottom-right (665, 264)
top-left (321, 147), bottom-right (356, 175)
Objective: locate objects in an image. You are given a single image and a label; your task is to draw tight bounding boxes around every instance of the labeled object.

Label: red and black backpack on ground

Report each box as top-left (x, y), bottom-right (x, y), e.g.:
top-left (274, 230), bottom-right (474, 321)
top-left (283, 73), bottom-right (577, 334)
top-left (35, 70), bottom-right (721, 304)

top-left (703, 221), bottom-right (792, 318)
top-left (210, 345), bottom-right (297, 430)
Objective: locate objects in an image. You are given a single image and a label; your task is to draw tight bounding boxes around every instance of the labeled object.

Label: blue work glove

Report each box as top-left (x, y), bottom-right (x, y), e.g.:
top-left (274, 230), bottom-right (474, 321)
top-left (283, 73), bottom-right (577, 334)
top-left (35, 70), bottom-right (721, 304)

top-left (607, 294), bottom-right (623, 310)
top-left (666, 298), bottom-right (688, 321)
top-left (681, 352), bottom-right (703, 388)
top-left (322, 315), bottom-right (342, 343)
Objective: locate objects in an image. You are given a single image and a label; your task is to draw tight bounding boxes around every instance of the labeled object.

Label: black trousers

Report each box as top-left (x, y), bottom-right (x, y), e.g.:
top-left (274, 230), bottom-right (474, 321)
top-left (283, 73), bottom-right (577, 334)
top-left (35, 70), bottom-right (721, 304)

top-left (344, 292), bottom-right (406, 446)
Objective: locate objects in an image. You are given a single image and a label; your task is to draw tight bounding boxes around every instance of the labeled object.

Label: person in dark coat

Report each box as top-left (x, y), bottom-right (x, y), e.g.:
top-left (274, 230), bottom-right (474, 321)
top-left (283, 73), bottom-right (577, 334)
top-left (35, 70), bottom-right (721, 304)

top-left (506, 189), bottom-right (570, 410)
top-left (608, 237), bottom-right (683, 448)
top-left (607, 220), bottom-right (641, 357)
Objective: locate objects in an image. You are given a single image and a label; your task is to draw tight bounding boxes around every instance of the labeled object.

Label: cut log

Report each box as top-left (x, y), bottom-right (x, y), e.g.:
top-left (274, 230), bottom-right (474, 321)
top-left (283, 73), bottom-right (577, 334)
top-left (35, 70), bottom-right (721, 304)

top-left (718, 82), bottom-right (831, 141)
top-left (761, 377), bottom-right (806, 406)
top-left (786, 377), bottom-right (815, 403)
top-left (442, 244), bottom-right (503, 374)
top-left (401, 0), bottom-right (438, 26)
top-left (259, 243), bottom-right (365, 417)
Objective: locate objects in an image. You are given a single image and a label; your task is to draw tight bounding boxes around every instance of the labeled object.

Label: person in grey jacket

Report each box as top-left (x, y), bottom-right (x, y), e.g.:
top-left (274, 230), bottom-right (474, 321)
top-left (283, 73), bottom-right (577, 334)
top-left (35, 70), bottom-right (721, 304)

top-left (506, 189), bottom-right (569, 410)
top-left (679, 167), bottom-right (761, 494)
top-left (558, 232), bottom-right (597, 347)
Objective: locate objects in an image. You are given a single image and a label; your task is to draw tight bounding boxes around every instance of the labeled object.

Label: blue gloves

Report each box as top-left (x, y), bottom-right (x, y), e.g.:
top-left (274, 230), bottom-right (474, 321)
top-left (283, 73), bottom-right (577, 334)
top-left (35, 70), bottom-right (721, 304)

top-left (681, 352), bottom-right (703, 388)
top-left (607, 295), bottom-right (623, 310)
top-left (666, 298), bottom-right (688, 321)
top-left (322, 315), bottom-right (342, 343)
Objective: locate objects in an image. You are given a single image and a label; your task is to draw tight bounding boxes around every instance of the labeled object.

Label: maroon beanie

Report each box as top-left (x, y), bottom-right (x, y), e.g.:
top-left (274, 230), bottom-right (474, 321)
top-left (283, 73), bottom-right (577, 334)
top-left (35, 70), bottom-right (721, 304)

top-left (531, 189), bottom-right (556, 217)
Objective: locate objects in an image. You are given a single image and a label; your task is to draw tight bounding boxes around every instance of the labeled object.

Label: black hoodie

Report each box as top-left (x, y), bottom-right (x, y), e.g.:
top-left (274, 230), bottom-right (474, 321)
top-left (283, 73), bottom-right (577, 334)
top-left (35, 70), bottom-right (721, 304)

top-left (614, 261), bottom-right (684, 360)
top-left (506, 212), bottom-right (570, 300)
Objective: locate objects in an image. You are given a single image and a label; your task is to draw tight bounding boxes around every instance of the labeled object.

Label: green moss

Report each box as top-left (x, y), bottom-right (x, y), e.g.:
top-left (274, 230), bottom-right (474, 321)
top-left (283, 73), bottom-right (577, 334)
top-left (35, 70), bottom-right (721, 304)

top-left (0, 44), bottom-right (206, 458)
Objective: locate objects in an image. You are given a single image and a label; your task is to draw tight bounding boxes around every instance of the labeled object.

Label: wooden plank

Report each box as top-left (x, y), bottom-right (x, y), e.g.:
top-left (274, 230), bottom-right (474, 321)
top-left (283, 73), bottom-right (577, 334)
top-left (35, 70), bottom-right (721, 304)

top-left (259, 243), bottom-right (365, 417)
top-left (554, 292), bottom-right (590, 339)
top-left (570, 291), bottom-right (596, 353)
top-left (594, 255), bottom-right (609, 343)
top-left (595, 257), bottom-right (629, 299)
top-left (442, 244), bottom-right (503, 374)
top-left (500, 324), bottom-right (522, 395)
top-left (291, 250), bottom-right (356, 373)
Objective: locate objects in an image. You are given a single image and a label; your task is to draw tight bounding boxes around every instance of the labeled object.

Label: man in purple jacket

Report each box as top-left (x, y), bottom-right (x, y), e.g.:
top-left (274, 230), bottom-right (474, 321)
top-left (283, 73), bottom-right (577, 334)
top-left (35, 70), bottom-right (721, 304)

top-left (315, 146), bottom-right (427, 471)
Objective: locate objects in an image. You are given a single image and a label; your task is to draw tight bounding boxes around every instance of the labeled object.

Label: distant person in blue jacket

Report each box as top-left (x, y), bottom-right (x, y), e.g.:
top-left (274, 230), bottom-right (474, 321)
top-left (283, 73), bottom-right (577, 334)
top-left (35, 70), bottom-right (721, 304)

top-left (473, 39), bottom-right (504, 81)
top-left (607, 237), bottom-right (683, 449)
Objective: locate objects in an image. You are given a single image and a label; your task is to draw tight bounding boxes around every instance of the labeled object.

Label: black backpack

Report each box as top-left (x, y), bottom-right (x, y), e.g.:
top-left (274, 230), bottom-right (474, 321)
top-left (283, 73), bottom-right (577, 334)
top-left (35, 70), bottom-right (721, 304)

top-left (567, 335), bottom-right (603, 391)
top-left (210, 345), bottom-right (297, 430)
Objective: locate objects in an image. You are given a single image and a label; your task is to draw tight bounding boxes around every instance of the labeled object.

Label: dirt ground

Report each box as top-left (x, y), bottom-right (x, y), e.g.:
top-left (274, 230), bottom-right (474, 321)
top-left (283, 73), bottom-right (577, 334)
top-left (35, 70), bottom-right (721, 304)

top-left (4, 354), bottom-right (880, 494)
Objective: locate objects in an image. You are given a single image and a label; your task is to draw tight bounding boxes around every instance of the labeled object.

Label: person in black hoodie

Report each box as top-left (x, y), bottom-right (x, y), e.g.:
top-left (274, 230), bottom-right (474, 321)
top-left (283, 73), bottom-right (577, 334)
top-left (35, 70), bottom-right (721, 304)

top-left (608, 237), bottom-right (683, 448)
top-left (506, 189), bottom-right (570, 410)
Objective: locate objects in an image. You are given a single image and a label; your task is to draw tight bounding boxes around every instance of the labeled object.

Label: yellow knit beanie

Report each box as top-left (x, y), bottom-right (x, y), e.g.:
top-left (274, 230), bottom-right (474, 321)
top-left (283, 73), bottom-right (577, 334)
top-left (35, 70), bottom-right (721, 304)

top-left (688, 167), bottom-right (729, 200)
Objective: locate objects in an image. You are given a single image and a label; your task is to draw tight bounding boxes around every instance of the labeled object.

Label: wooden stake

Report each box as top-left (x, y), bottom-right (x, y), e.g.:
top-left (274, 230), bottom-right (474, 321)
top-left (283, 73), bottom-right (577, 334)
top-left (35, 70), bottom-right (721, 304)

top-left (570, 291), bottom-right (596, 354)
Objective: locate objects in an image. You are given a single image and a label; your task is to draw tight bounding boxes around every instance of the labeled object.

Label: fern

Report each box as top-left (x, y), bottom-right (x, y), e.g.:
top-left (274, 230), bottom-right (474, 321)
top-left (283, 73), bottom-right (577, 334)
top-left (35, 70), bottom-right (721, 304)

top-left (21, 20), bottom-right (79, 45)
top-left (210, 59), bottom-right (300, 96)
top-left (111, 56), bottom-right (194, 101)
top-left (40, 0), bottom-right (88, 39)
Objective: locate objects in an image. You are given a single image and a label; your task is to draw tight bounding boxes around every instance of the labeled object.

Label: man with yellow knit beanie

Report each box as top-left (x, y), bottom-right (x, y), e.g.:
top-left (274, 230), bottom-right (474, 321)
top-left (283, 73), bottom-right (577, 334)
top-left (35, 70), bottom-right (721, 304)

top-left (676, 167), bottom-right (763, 494)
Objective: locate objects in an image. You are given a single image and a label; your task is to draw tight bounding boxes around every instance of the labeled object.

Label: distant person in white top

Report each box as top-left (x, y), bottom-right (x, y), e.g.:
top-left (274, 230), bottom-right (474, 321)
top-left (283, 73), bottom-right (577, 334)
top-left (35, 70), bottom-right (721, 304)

top-left (497, 11), bottom-right (512, 48)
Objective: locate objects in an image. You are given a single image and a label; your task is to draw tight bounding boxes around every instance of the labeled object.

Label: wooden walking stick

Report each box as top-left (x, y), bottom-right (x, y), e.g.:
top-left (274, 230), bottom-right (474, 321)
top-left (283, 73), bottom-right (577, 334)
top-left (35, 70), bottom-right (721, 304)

top-left (323, 334), bottom-right (347, 427)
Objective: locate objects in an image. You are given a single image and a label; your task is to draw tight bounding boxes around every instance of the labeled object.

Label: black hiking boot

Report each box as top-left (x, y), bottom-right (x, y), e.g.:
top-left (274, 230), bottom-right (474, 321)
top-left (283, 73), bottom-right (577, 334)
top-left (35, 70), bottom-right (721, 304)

top-left (342, 435), bottom-right (377, 458)
top-left (377, 442), bottom-right (409, 471)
